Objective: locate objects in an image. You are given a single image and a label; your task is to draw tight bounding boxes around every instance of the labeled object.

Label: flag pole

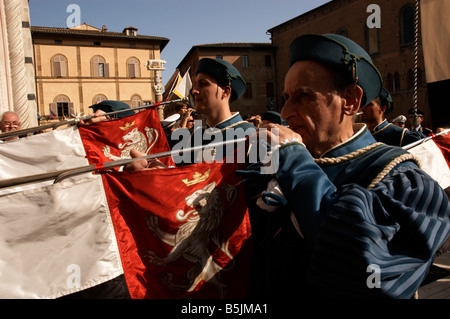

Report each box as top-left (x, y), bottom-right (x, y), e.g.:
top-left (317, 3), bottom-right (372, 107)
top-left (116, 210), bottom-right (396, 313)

top-left (0, 98), bottom-right (188, 140)
top-left (166, 70), bottom-right (181, 101)
top-left (0, 137), bottom-right (248, 189)
top-left (402, 128), bottom-right (450, 150)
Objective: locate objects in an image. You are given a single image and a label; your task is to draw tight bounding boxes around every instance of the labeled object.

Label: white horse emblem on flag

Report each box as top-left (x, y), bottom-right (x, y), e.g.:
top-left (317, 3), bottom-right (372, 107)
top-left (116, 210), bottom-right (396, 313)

top-left (102, 122), bottom-right (159, 160)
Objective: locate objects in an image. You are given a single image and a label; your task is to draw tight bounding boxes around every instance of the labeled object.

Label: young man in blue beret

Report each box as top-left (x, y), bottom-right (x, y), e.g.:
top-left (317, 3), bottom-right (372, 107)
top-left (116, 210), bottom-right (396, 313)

top-left (246, 34), bottom-right (450, 298)
top-left (125, 58), bottom-right (255, 169)
top-left (360, 88), bottom-right (424, 146)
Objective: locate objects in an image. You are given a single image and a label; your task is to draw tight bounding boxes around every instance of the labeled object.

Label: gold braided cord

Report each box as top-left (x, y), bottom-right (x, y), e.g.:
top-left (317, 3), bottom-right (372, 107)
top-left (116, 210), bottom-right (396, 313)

top-left (314, 142), bottom-right (384, 165)
top-left (313, 142), bottom-right (421, 190)
top-left (367, 153), bottom-right (421, 189)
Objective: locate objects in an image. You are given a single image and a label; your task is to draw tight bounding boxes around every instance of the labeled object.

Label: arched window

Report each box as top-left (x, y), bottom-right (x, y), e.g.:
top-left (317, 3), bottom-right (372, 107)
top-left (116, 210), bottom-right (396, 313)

top-left (127, 57), bottom-right (140, 78)
top-left (92, 94), bottom-right (108, 105)
top-left (50, 95), bottom-right (74, 118)
top-left (399, 4), bottom-right (415, 46)
top-left (387, 73), bottom-right (394, 92)
top-left (131, 95), bottom-right (143, 107)
top-left (91, 56), bottom-right (109, 77)
top-left (365, 26), bottom-right (379, 55)
top-left (52, 54), bottom-right (68, 77)
top-left (394, 72), bottom-right (401, 92)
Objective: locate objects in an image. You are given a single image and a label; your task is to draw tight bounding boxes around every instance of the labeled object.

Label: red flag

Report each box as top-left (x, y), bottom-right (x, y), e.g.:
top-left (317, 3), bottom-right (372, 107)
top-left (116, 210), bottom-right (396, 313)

top-left (78, 109), bottom-right (175, 168)
top-left (101, 160), bottom-right (252, 299)
top-left (433, 134), bottom-right (450, 169)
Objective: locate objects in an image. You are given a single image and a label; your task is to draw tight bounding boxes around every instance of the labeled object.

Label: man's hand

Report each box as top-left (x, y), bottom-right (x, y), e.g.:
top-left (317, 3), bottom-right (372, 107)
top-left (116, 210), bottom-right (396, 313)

top-left (79, 109), bottom-right (110, 125)
top-left (123, 149), bottom-right (168, 171)
top-left (259, 123), bottom-right (302, 146)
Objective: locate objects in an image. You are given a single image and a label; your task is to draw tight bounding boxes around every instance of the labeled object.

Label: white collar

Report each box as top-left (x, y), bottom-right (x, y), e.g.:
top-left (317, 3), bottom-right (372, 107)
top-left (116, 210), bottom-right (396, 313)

top-left (206, 112), bottom-right (240, 128)
top-left (320, 123), bottom-right (367, 157)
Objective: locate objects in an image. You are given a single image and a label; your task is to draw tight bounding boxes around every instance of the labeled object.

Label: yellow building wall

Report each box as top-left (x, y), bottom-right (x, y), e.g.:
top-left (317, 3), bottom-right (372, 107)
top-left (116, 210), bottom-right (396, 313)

top-left (35, 41), bottom-right (162, 117)
top-left (40, 81), bottom-right (80, 110)
top-left (38, 45), bottom-right (78, 77)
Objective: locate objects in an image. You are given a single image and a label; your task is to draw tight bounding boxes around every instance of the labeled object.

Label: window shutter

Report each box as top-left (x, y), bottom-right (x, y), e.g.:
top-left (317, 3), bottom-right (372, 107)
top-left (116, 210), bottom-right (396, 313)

top-left (104, 63), bottom-right (110, 77)
top-left (54, 61), bottom-right (61, 77)
top-left (128, 63), bottom-right (135, 78)
top-left (49, 103), bottom-right (58, 117)
top-left (60, 60), bottom-right (67, 77)
top-left (92, 61), bottom-right (99, 77)
top-left (68, 102), bottom-right (75, 117)
top-left (135, 63), bottom-right (140, 78)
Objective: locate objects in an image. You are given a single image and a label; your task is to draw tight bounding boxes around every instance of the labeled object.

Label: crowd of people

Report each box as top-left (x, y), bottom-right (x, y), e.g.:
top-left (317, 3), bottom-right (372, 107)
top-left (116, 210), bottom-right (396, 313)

top-left (1, 33), bottom-right (449, 299)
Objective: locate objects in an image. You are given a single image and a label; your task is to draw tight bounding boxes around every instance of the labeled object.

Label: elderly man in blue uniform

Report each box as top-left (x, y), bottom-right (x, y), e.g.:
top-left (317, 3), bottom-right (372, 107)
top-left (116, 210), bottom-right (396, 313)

top-left (246, 34), bottom-right (450, 299)
top-left (360, 88), bottom-right (423, 147)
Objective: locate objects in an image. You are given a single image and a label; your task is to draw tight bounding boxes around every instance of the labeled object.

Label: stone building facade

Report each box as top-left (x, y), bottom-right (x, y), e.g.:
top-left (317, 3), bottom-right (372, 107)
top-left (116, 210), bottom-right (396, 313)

top-left (164, 43), bottom-right (276, 118)
top-left (268, 0), bottom-right (431, 129)
top-left (32, 24), bottom-right (169, 119)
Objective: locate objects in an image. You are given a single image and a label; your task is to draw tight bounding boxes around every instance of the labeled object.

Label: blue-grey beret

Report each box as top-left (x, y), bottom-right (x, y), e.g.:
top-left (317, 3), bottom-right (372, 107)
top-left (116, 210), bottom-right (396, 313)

top-left (89, 100), bottom-right (134, 118)
top-left (260, 111), bottom-right (287, 126)
top-left (196, 58), bottom-right (247, 102)
top-left (379, 87), bottom-right (393, 114)
top-left (289, 34), bottom-right (383, 107)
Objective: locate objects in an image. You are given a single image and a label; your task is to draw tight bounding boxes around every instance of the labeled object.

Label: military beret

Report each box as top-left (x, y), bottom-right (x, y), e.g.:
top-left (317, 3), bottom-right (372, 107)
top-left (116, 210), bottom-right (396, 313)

top-left (379, 87), bottom-right (394, 115)
top-left (161, 113), bottom-right (181, 129)
top-left (260, 111), bottom-right (287, 126)
top-left (393, 115), bottom-right (407, 123)
top-left (289, 34), bottom-right (383, 107)
top-left (196, 58), bottom-right (247, 102)
top-left (89, 100), bottom-right (134, 118)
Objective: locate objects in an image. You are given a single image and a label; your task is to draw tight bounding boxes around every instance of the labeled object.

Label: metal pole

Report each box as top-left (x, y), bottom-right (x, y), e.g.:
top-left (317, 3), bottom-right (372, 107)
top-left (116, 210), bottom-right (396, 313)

top-left (0, 98), bottom-right (187, 140)
top-left (0, 137), bottom-right (247, 189)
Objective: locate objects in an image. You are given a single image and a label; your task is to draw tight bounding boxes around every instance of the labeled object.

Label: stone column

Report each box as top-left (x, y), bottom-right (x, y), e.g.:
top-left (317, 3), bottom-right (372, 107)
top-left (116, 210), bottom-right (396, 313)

top-left (147, 59), bottom-right (166, 120)
top-left (1, 0), bottom-right (37, 128)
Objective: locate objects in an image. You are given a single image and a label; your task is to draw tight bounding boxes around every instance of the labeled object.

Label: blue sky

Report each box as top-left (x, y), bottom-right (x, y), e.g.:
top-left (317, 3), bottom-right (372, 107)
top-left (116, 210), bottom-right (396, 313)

top-left (28, 0), bottom-right (330, 86)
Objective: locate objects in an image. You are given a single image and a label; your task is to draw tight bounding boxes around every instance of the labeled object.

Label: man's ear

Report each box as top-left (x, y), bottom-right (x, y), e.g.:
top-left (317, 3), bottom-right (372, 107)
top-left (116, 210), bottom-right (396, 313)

top-left (221, 85), bottom-right (232, 100)
top-left (343, 84), bottom-right (363, 115)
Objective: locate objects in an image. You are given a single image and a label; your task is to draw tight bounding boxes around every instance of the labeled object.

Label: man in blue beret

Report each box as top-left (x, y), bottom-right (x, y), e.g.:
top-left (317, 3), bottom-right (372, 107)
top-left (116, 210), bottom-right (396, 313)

top-left (89, 100), bottom-right (135, 119)
top-left (126, 58), bottom-right (255, 169)
top-left (260, 111), bottom-right (287, 126)
top-left (169, 57), bottom-right (255, 165)
top-left (81, 100), bottom-right (135, 125)
top-left (245, 34), bottom-right (450, 299)
top-left (360, 88), bottom-right (424, 146)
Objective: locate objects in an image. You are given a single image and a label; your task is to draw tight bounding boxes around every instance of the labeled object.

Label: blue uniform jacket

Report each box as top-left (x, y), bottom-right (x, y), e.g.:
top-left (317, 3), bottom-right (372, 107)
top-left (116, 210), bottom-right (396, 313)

top-left (372, 119), bottom-right (423, 147)
top-left (247, 124), bottom-right (450, 298)
top-left (169, 113), bottom-right (255, 165)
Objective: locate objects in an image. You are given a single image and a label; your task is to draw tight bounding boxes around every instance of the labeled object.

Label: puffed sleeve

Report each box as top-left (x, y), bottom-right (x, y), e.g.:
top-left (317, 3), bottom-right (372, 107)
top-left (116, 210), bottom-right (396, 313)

top-left (276, 144), bottom-right (450, 298)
